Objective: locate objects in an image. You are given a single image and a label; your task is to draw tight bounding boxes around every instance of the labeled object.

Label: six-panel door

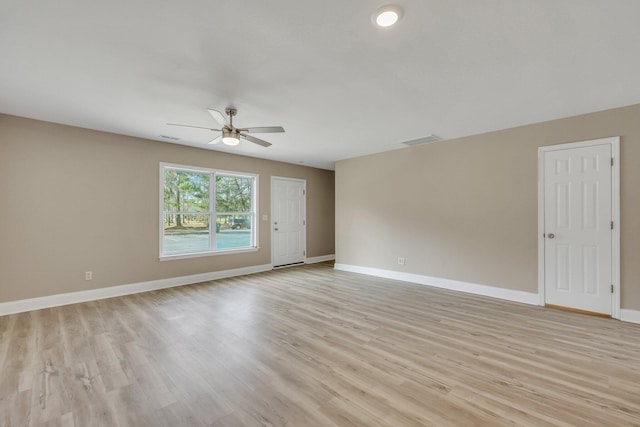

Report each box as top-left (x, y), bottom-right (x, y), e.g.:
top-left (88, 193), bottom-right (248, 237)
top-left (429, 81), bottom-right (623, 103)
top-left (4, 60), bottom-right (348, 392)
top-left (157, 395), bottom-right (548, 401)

top-left (543, 144), bottom-right (612, 315)
top-left (272, 177), bottom-right (306, 267)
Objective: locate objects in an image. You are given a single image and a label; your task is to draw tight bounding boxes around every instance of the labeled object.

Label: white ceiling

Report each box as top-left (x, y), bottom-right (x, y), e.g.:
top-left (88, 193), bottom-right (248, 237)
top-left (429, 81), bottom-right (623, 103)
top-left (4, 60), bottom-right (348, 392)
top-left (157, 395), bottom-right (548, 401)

top-left (2, 1), bottom-right (640, 170)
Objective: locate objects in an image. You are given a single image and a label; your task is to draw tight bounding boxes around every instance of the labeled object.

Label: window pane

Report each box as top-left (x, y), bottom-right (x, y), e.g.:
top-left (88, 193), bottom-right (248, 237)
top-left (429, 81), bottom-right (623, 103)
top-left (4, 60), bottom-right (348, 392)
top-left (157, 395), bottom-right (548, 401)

top-left (216, 214), bottom-right (253, 249)
top-left (163, 214), bottom-right (210, 254)
top-left (215, 175), bottom-right (252, 212)
top-left (164, 170), bottom-right (210, 212)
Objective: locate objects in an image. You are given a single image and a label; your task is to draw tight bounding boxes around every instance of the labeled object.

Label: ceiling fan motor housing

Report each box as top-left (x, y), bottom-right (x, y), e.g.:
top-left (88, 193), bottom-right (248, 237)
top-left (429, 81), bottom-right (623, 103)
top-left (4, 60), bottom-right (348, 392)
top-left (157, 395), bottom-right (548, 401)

top-left (223, 128), bottom-right (240, 138)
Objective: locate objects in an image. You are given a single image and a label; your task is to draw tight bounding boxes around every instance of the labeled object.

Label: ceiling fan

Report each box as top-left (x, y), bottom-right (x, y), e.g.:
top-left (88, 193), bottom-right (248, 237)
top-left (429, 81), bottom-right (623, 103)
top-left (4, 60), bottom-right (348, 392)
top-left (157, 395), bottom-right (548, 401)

top-left (167, 108), bottom-right (284, 147)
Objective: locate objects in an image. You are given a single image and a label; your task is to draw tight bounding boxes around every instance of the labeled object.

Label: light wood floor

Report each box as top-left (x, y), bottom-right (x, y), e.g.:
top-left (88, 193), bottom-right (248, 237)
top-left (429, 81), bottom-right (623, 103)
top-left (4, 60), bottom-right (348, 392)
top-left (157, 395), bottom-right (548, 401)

top-left (2, 263), bottom-right (640, 426)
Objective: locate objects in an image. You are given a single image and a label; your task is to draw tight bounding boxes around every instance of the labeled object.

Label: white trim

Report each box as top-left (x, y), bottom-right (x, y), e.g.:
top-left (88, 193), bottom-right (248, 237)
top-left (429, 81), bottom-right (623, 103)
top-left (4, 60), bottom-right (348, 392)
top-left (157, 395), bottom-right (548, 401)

top-left (537, 148), bottom-right (545, 307)
top-left (612, 140), bottom-right (621, 319)
top-left (159, 246), bottom-right (259, 261)
top-left (620, 309), bottom-right (640, 325)
top-left (537, 137), bottom-right (621, 319)
top-left (0, 264), bottom-right (272, 317)
top-left (159, 163), bottom-right (165, 256)
top-left (305, 254), bottom-right (336, 264)
top-left (334, 264), bottom-right (539, 305)
top-left (162, 163), bottom-right (214, 174)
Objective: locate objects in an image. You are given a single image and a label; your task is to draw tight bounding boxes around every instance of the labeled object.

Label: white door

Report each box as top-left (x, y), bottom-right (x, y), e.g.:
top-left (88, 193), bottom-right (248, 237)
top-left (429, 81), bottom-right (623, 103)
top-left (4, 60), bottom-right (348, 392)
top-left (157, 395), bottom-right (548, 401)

top-left (272, 177), bottom-right (306, 267)
top-left (542, 143), bottom-right (612, 315)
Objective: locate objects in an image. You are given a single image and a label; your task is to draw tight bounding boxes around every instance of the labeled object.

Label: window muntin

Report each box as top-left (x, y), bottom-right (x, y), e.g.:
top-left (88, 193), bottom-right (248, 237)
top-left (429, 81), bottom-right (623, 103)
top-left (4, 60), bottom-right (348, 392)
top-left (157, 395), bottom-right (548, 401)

top-left (161, 164), bottom-right (257, 258)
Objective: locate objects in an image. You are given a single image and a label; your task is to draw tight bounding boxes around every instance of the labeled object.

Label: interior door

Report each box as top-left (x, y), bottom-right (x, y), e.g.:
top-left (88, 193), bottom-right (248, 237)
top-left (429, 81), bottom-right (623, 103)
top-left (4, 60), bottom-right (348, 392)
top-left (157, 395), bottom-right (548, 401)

top-left (272, 177), bottom-right (306, 267)
top-left (543, 143), bottom-right (612, 315)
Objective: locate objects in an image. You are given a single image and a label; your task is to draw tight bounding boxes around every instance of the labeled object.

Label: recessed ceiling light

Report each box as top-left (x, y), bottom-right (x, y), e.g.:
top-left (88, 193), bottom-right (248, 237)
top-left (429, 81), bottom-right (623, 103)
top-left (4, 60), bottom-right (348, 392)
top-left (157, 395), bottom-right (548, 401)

top-left (373, 5), bottom-right (403, 28)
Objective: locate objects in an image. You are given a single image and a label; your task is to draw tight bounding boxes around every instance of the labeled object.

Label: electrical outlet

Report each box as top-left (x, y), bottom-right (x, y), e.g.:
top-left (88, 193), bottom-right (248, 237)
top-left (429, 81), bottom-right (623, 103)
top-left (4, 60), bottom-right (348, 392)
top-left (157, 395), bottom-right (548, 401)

top-left (397, 257), bottom-right (405, 265)
top-left (85, 271), bottom-right (92, 280)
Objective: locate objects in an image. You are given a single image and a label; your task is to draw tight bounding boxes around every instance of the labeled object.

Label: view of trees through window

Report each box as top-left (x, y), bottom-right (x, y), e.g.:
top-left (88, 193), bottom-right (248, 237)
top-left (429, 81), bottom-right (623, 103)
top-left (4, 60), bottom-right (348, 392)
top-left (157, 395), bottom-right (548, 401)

top-left (162, 166), bottom-right (255, 255)
top-left (216, 175), bottom-right (252, 213)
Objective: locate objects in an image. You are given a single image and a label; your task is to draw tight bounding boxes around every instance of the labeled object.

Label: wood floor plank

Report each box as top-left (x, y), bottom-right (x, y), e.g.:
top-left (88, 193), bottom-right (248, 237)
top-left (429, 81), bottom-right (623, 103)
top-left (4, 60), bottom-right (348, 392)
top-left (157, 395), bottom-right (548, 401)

top-left (1, 262), bottom-right (640, 426)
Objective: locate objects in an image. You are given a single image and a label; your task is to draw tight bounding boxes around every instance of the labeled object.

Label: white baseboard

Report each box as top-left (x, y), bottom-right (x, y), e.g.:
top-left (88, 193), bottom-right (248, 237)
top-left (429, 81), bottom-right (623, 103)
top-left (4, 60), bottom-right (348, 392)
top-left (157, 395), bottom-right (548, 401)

top-left (306, 254), bottom-right (336, 264)
top-left (6, 261), bottom-right (637, 326)
top-left (0, 264), bottom-right (272, 316)
top-left (334, 263), bottom-right (539, 306)
top-left (621, 309), bottom-right (640, 325)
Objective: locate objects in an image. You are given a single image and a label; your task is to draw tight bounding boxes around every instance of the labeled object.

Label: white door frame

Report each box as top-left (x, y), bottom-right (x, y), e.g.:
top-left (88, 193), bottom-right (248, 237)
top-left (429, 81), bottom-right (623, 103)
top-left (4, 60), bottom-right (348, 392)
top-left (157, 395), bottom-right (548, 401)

top-left (271, 176), bottom-right (307, 267)
top-left (537, 137), bottom-right (620, 319)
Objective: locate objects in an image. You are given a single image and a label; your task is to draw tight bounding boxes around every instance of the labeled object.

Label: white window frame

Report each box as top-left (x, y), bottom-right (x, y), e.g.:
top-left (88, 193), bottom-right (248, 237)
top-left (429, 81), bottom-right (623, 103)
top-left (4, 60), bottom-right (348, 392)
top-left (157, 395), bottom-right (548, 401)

top-left (159, 162), bottom-right (258, 260)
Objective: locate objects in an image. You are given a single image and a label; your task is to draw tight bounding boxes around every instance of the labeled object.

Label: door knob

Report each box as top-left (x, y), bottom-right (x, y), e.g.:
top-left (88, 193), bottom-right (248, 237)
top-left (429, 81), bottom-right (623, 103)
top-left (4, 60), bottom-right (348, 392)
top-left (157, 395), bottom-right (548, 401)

top-left (548, 233), bottom-right (555, 239)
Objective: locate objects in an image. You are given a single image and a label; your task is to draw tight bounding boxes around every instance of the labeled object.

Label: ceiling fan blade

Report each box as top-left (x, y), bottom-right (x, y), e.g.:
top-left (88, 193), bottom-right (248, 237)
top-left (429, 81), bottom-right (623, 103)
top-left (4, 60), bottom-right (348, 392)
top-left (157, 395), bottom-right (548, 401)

top-left (208, 135), bottom-right (222, 145)
top-left (208, 109), bottom-right (228, 127)
top-left (243, 126), bottom-right (285, 133)
top-left (167, 123), bottom-right (220, 131)
top-left (240, 133), bottom-right (272, 147)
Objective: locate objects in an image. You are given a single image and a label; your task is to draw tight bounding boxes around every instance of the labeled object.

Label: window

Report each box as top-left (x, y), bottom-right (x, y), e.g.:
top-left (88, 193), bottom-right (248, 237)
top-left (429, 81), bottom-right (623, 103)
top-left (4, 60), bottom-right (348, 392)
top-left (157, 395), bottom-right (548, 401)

top-left (161, 163), bottom-right (257, 258)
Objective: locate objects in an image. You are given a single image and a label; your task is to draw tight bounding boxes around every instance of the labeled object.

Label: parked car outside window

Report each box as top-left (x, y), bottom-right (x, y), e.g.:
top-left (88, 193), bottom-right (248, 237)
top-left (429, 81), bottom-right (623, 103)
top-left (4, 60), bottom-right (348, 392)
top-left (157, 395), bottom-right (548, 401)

top-left (230, 218), bottom-right (249, 230)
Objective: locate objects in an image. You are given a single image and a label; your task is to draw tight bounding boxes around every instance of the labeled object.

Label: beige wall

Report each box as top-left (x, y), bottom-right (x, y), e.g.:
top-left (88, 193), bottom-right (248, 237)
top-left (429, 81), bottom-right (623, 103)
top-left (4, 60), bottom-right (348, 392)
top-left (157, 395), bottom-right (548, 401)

top-left (336, 103), bottom-right (640, 311)
top-left (0, 114), bottom-right (335, 303)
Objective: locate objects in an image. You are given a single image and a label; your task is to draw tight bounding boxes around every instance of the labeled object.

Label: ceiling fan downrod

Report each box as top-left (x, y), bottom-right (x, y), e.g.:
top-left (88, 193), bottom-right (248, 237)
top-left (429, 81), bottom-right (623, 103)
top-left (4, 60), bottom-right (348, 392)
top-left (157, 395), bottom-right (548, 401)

top-left (225, 108), bottom-right (237, 128)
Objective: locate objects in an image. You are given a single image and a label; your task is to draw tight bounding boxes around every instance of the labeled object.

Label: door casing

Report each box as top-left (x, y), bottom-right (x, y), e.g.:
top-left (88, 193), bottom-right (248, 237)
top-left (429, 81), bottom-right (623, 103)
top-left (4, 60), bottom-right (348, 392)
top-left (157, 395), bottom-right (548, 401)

top-left (537, 137), bottom-right (620, 319)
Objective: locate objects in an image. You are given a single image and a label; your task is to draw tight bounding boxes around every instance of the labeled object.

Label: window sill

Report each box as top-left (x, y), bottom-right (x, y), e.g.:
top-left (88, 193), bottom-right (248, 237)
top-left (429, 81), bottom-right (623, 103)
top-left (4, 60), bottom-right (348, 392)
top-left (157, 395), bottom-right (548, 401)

top-left (159, 247), bottom-right (259, 261)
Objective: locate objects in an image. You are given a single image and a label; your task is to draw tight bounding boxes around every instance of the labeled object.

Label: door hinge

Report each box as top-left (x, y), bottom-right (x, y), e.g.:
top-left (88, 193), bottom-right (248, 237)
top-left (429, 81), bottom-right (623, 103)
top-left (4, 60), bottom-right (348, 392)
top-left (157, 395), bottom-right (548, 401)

top-left (303, 219), bottom-right (306, 225)
top-left (303, 250), bottom-right (306, 256)
top-left (303, 189), bottom-right (306, 196)
top-left (611, 284), bottom-right (614, 294)
top-left (611, 221), bottom-right (614, 230)
top-left (611, 157), bottom-right (614, 167)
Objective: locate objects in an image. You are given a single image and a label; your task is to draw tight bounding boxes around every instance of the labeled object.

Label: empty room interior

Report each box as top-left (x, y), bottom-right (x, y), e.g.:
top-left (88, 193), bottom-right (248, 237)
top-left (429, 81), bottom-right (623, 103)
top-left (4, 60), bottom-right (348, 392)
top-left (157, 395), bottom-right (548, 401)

top-left (2, 1), bottom-right (640, 426)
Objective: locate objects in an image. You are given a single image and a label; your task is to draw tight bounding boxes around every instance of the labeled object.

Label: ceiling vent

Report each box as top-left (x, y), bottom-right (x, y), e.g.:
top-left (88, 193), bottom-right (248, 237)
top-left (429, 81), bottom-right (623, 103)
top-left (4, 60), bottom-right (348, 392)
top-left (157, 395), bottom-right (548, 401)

top-left (401, 134), bottom-right (442, 146)
top-left (160, 135), bottom-right (181, 141)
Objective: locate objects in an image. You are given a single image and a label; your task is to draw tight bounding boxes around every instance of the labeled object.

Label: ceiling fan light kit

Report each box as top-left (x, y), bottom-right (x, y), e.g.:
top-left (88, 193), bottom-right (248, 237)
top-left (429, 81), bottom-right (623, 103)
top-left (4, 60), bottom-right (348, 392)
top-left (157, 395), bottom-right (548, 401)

top-left (222, 129), bottom-right (240, 146)
top-left (168, 107), bottom-right (284, 148)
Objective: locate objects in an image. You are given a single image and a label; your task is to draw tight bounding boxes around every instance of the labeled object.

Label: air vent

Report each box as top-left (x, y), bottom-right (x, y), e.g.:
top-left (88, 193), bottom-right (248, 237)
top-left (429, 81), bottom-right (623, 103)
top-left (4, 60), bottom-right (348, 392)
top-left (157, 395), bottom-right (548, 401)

top-left (401, 134), bottom-right (442, 146)
top-left (160, 135), bottom-right (181, 141)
